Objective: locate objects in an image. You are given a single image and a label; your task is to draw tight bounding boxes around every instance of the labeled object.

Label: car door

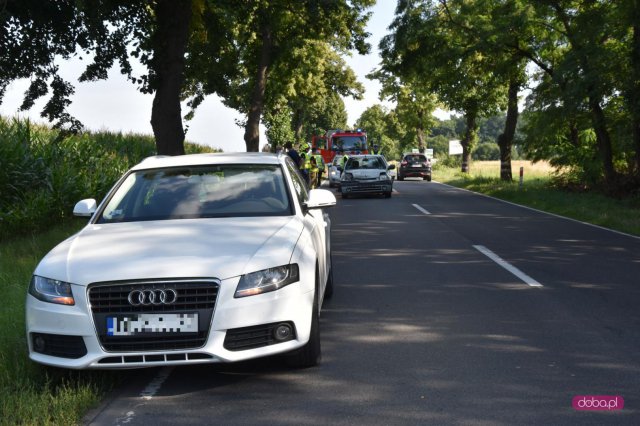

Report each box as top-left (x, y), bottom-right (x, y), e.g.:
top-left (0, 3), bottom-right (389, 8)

top-left (284, 159), bottom-right (329, 297)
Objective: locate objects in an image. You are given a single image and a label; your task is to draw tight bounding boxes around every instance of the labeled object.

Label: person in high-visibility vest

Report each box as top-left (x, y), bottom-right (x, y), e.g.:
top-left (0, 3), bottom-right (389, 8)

top-left (371, 144), bottom-right (381, 155)
top-left (299, 143), bottom-right (312, 184)
top-left (312, 148), bottom-right (325, 188)
top-left (308, 156), bottom-right (318, 189)
top-left (339, 153), bottom-right (348, 169)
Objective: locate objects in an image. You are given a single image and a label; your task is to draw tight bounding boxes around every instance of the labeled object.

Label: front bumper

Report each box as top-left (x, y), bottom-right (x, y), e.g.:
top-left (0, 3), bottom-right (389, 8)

top-left (26, 276), bottom-right (314, 369)
top-left (340, 179), bottom-right (393, 194)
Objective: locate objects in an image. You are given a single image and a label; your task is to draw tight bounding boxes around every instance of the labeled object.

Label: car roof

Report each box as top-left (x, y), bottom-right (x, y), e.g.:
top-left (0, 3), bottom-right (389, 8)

top-left (131, 152), bottom-right (283, 171)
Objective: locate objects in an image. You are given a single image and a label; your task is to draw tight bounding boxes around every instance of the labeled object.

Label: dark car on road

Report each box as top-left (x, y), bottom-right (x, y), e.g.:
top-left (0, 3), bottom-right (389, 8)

top-left (397, 153), bottom-right (431, 181)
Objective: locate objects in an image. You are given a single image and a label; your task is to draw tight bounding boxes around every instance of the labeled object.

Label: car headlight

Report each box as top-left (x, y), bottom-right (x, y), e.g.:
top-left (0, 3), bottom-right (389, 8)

top-left (341, 173), bottom-right (353, 182)
top-left (29, 276), bottom-right (75, 305)
top-left (379, 173), bottom-right (390, 181)
top-left (235, 264), bottom-right (299, 298)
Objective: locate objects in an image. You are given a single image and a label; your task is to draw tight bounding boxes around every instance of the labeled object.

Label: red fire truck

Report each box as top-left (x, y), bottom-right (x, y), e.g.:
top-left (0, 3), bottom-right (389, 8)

top-left (311, 129), bottom-right (368, 164)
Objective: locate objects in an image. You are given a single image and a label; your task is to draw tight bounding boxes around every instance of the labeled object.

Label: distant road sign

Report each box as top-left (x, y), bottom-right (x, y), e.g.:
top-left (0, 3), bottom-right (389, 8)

top-left (449, 140), bottom-right (463, 155)
top-left (425, 148), bottom-right (434, 159)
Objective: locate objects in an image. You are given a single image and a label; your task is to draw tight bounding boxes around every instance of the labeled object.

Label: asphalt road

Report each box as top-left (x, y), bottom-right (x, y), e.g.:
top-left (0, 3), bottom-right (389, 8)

top-left (86, 180), bottom-right (640, 425)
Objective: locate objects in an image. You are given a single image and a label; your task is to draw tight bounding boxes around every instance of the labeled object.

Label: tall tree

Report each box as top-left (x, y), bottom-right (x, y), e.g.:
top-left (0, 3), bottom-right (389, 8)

top-left (355, 104), bottom-right (400, 157)
top-left (368, 66), bottom-right (439, 154)
top-left (267, 40), bottom-right (363, 145)
top-left (1, 0), bottom-right (199, 155)
top-left (379, 0), bottom-right (505, 172)
top-left (190, 0), bottom-right (373, 152)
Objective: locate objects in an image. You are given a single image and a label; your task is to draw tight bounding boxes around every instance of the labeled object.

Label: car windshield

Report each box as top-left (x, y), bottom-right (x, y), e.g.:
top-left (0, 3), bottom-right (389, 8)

top-left (345, 157), bottom-right (385, 170)
top-left (97, 164), bottom-right (292, 223)
top-left (332, 135), bottom-right (367, 151)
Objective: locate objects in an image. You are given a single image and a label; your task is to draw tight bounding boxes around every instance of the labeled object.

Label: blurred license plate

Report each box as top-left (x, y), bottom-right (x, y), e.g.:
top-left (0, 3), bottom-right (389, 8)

top-left (106, 313), bottom-right (198, 336)
top-left (412, 164), bottom-right (422, 167)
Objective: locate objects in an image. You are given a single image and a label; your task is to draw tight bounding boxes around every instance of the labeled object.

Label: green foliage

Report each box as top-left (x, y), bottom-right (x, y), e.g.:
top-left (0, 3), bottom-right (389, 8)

top-left (186, 0), bottom-right (374, 151)
top-left (355, 104), bottom-right (399, 158)
top-left (1, 1), bottom-right (149, 131)
top-left (0, 116), bottom-right (214, 241)
top-left (264, 106), bottom-right (296, 150)
top-left (473, 141), bottom-right (500, 161)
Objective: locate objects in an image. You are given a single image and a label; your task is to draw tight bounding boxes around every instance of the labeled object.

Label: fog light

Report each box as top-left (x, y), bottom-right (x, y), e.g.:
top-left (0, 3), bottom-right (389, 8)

top-left (274, 324), bottom-right (293, 342)
top-left (33, 335), bottom-right (46, 353)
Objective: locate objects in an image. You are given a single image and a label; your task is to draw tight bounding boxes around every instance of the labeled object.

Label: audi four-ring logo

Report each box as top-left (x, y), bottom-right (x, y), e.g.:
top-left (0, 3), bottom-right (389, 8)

top-left (127, 289), bottom-right (178, 306)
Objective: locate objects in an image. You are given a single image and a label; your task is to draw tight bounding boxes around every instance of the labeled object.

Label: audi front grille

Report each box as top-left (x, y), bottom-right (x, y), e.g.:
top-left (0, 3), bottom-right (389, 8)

top-left (88, 279), bottom-right (219, 352)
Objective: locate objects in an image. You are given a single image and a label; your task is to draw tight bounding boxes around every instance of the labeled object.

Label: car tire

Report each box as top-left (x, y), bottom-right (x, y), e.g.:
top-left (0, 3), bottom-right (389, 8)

top-left (426, 176), bottom-right (432, 182)
top-left (397, 174), bottom-right (404, 181)
top-left (287, 276), bottom-right (321, 368)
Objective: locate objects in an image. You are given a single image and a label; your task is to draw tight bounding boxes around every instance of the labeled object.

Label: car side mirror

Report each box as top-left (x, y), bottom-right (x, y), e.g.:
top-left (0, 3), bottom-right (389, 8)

top-left (388, 164), bottom-right (395, 170)
top-left (304, 189), bottom-right (337, 210)
top-left (73, 199), bottom-right (97, 217)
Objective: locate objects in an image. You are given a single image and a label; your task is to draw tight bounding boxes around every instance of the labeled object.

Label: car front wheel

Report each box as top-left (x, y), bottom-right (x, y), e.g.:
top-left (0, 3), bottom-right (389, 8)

top-left (287, 279), bottom-right (321, 368)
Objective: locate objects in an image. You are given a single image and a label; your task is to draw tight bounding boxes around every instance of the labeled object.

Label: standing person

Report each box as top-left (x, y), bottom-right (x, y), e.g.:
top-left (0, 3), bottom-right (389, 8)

top-left (339, 152), bottom-right (349, 169)
top-left (285, 142), bottom-right (300, 168)
top-left (312, 148), bottom-right (325, 187)
top-left (299, 148), bottom-right (310, 184)
top-left (308, 156), bottom-right (318, 189)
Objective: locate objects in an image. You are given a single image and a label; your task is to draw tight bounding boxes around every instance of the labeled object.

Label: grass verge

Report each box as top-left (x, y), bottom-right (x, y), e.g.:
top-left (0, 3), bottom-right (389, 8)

top-left (0, 219), bottom-right (125, 426)
top-left (434, 161), bottom-right (640, 237)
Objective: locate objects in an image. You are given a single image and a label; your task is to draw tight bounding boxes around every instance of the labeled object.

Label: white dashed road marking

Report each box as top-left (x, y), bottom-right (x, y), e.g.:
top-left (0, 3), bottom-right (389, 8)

top-left (412, 204), bottom-right (431, 215)
top-left (473, 245), bottom-right (543, 288)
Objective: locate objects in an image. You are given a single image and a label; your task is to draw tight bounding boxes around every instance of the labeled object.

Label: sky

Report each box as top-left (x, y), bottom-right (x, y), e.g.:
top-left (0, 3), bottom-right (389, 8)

top-left (0, 1), bottom-right (406, 153)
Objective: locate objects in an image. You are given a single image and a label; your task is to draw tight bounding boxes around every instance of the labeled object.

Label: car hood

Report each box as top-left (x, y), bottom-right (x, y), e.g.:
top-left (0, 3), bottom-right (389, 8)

top-left (348, 169), bottom-right (385, 180)
top-left (34, 217), bottom-right (303, 285)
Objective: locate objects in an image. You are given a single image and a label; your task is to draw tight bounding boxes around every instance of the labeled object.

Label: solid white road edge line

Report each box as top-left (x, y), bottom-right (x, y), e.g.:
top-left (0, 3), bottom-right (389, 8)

top-left (412, 204), bottom-right (431, 215)
top-left (473, 245), bottom-right (543, 288)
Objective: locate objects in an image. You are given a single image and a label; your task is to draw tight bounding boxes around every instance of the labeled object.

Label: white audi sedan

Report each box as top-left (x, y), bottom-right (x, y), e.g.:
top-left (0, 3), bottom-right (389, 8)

top-left (26, 152), bottom-right (336, 369)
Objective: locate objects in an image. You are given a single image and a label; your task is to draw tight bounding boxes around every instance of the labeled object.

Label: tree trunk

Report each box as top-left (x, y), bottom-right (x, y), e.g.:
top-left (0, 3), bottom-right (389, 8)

top-left (416, 127), bottom-right (426, 152)
top-left (293, 107), bottom-right (304, 144)
top-left (497, 79), bottom-right (519, 181)
top-left (244, 24), bottom-right (272, 152)
top-left (588, 94), bottom-right (617, 188)
top-left (416, 110), bottom-right (426, 151)
top-left (461, 111), bottom-right (477, 173)
top-left (150, 0), bottom-right (192, 156)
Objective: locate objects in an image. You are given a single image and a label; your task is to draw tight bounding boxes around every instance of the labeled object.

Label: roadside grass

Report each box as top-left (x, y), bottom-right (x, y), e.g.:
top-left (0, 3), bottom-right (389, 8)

top-left (434, 161), bottom-right (640, 237)
top-left (0, 219), bottom-right (125, 425)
